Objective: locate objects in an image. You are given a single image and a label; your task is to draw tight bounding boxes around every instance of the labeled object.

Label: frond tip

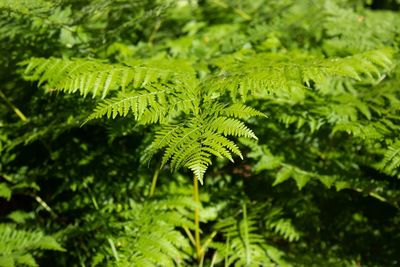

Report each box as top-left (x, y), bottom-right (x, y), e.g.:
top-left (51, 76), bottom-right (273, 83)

top-left (146, 107), bottom-right (262, 183)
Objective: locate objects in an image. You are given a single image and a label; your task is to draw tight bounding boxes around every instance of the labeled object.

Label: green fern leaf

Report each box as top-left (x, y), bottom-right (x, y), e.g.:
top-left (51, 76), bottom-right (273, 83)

top-left (207, 117), bottom-right (258, 139)
top-left (21, 57), bottom-right (194, 99)
top-left (0, 224), bottom-right (64, 267)
top-left (213, 203), bottom-right (282, 266)
top-left (0, 183), bottom-right (11, 201)
top-left (379, 140), bottom-right (400, 173)
top-left (85, 86), bottom-right (171, 122)
top-left (115, 197), bottom-right (194, 266)
top-left (268, 218), bottom-right (300, 242)
top-left (0, 0), bottom-right (52, 14)
top-left (211, 49), bottom-right (393, 101)
top-left (222, 103), bottom-right (267, 119)
top-left (147, 112), bottom-right (259, 183)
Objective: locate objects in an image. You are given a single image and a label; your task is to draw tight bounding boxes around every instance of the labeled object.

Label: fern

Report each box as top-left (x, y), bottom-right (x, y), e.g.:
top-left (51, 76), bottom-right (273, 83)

top-left (0, 0), bottom-right (52, 14)
top-left (0, 183), bottom-right (11, 201)
top-left (20, 44), bottom-right (394, 185)
top-left (211, 49), bottom-right (393, 101)
top-left (86, 86), bottom-right (172, 122)
top-left (268, 218), bottom-right (300, 242)
top-left (379, 140), bottom-right (400, 174)
top-left (145, 104), bottom-right (262, 183)
top-left (323, 1), bottom-right (400, 54)
top-left (22, 55), bottom-right (266, 182)
top-left (5, 1), bottom-right (400, 266)
top-left (213, 203), bottom-right (288, 267)
top-left (22, 57), bottom-right (195, 99)
top-left (85, 81), bottom-right (198, 124)
top-left (0, 224), bottom-right (64, 267)
top-left (113, 196), bottom-right (195, 266)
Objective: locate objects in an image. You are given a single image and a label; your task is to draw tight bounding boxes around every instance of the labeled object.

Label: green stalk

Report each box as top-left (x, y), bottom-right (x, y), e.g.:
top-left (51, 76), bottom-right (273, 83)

top-left (148, 167), bottom-right (160, 197)
top-left (193, 175), bottom-right (202, 261)
top-left (0, 89), bottom-right (54, 155)
top-left (0, 89), bottom-right (27, 122)
top-left (242, 203), bottom-right (251, 265)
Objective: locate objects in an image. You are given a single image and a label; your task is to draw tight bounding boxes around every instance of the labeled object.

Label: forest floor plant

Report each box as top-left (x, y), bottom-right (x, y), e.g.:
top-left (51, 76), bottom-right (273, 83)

top-left (1, 0), bottom-right (400, 266)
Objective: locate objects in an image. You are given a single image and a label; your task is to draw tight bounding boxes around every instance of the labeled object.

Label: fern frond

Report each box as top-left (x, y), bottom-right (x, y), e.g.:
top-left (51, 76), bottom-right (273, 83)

top-left (85, 81), bottom-right (197, 124)
top-left (186, 151), bottom-right (212, 182)
top-left (0, 0), bottom-right (52, 14)
top-left (160, 123), bottom-right (203, 167)
top-left (0, 183), bottom-right (11, 201)
top-left (203, 132), bottom-right (243, 160)
top-left (85, 85), bottom-right (171, 122)
top-left (323, 2), bottom-right (400, 54)
top-left (221, 103), bottom-right (267, 119)
top-left (268, 218), bottom-right (300, 242)
top-left (379, 140), bottom-right (400, 173)
top-left (0, 224), bottom-right (64, 267)
top-left (115, 197), bottom-right (194, 266)
top-left (332, 121), bottom-right (385, 139)
top-left (213, 204), bottom-right (281, 266)
top-left (22, 57), bottom-right (195, 99)
top-left (207, 117), bottom-right (258, 139)
top-left (211, 49), bottom-right (393, 101)
top-left (147, 112), bottom-right (260, 183)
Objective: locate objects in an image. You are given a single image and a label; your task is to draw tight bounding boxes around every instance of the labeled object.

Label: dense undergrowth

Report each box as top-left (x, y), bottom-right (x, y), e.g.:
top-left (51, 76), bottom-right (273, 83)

top-left (1, 0), bottom-right (400, 266)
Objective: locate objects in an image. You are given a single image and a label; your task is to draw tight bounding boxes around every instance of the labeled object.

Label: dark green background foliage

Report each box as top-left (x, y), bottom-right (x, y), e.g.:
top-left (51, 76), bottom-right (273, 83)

top-left (1, 0), bottom-right (400, 266)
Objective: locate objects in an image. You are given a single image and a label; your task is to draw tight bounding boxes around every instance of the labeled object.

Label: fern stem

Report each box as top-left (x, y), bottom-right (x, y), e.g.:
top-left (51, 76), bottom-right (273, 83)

top-left (148, 167), bottom-right (160, 197)
top-left (199, 253), bottom-right (204, 267)
top-left (183, 226), bottom-right (196, 247)
top-left (0, 89), bottom-right (54, 155)
top-left (200, 231), bottom-right (217, 256)
top-left (224, 236), bottom-right (230, 267)
top-left (107, 237), bottom-right (119, 262)
top-left (210, 252), bottom-right (218, 267)
top-left (193, 175), bottom-right (202, 261)
top-left (0, 89), bottom-right (27, 122)
top-left (242, 203), bottom-right (251, 265)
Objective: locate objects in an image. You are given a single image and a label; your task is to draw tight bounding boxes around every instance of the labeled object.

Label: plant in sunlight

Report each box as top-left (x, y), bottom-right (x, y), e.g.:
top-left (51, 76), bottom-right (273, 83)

top-left (1, 0), bottom-right (400, 266)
